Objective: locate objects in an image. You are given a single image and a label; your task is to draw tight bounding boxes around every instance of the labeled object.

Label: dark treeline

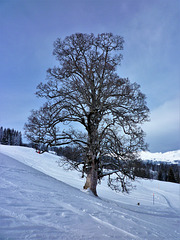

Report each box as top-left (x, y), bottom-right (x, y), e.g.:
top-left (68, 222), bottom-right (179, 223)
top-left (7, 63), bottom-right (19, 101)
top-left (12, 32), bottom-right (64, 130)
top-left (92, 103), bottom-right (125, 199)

top-left (26, 143), bottom-right (180, 184)
top-left (1, 125), bottom-right (178, 184)
top-left (0, 127), bottom-right (22, 146)
top-left (133, 159), bottom-right (179, 184)
top-left (48, 146), bottom-right (180, 184)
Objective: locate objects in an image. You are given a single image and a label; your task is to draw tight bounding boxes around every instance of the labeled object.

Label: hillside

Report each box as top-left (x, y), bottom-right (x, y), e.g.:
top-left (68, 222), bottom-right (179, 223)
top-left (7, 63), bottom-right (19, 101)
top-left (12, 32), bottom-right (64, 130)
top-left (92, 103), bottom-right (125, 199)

top-left (140, 150), bottom-right (180, 164)
top-left (0, 145), bottom-right (180, 240)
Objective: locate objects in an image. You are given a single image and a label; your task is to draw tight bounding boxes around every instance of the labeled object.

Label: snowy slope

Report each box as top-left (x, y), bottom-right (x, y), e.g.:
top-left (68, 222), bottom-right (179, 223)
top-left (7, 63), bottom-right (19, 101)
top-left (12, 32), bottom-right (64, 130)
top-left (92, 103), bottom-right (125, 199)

top-left (140, 150), bottom-right (180, 164)
top-left (0, 145), bottom-right (180, 240)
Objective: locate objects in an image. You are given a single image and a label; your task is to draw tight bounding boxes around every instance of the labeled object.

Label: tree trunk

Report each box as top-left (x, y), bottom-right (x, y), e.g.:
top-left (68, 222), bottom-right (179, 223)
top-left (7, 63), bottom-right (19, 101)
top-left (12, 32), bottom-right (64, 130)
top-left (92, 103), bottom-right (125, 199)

top-left (83, 163), bottom-right (98, 196)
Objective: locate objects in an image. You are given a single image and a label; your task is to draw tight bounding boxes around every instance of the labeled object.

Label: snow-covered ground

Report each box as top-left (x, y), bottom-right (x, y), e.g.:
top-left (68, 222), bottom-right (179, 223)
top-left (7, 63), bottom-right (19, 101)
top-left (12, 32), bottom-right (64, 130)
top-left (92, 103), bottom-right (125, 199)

top-left (0, 145), bottom-right (180, 240)
top-left (140, 150), bottom-right (180, 164)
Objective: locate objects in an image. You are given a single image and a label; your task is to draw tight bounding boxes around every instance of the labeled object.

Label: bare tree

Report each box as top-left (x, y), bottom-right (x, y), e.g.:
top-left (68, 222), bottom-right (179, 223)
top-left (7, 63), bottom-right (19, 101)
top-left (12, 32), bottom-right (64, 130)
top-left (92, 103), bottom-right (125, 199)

top-left (25, 33), bottom-right (149, 196)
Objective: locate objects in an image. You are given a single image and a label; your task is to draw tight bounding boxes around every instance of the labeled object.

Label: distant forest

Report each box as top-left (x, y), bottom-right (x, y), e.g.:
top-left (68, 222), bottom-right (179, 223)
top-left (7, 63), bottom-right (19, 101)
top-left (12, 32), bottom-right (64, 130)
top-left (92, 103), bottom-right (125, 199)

top-left (0, 127), bottom-right (22, 146)
top-left (28, 143), bottom-right (180, 184)
top-left (1, 127), bottom-right (179, 184)
top-left (49, 146), bottom-right (180, 184)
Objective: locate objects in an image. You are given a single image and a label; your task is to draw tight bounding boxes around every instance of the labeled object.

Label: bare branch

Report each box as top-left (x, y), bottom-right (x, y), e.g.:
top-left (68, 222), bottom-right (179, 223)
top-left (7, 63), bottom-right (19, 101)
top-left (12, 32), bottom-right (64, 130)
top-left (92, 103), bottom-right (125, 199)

top-left (25, 33), bottom-right (149, 195)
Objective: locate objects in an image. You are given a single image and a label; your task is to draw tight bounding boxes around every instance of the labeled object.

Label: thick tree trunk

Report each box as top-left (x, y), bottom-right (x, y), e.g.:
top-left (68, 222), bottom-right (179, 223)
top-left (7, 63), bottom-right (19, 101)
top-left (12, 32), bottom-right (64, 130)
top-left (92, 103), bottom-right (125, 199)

top-left (83, 163), bottom-right (98, 196)
top-left (84, 113), bottom-right (99, 196)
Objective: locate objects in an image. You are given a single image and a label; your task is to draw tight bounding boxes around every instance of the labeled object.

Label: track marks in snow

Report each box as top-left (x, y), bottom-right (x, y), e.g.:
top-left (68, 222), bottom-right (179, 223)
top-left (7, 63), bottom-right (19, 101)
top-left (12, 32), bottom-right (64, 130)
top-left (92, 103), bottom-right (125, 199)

top-left (0, 151), bottom-right (180, 240)
top-left (90, 214), bottom-right (141, 240)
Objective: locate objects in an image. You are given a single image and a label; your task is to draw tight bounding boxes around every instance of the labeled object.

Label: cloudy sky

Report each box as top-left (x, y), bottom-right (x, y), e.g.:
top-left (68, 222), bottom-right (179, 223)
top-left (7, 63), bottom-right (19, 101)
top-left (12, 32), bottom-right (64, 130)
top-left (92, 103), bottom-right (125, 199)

top-left (0, 0), bottom-right (179, 152)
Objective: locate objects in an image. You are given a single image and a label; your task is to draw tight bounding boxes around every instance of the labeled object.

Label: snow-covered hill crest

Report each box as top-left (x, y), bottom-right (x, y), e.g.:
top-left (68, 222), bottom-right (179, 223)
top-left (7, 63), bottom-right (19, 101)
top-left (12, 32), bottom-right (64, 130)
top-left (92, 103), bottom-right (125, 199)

top-left (140, 149), bottom-right (180, 164)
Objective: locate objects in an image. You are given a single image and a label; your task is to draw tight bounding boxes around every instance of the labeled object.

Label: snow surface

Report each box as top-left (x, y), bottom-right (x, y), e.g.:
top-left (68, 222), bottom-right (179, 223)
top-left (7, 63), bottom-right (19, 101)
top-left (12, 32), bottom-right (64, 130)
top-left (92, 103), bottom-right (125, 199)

top-left (0, 145), bottom-right (180, 240)
top-left (140, 150), bottom-right (180, 164)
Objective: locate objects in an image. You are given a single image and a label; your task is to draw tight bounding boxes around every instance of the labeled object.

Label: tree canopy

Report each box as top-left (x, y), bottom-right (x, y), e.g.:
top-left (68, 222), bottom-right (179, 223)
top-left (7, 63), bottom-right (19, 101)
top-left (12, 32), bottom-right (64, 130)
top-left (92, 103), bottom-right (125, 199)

top-left (25, 33), bottom-right (149, 196)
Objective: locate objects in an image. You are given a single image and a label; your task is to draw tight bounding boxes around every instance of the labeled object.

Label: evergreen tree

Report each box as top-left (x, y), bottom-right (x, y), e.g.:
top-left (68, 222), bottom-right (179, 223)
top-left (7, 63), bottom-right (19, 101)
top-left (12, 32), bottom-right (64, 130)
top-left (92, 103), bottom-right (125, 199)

top-left (158, 170), bottom-right (163, 181)
top-left (1, 128), bottom-right (8, 145)
top-left (0, 126), bottom-right (3, 143)
top-left (167, 167), bottom-right (176, 183)
top-left (7, 128), bottom-right (12, 145)
top-left (0, 126), bottom-right (22, 146)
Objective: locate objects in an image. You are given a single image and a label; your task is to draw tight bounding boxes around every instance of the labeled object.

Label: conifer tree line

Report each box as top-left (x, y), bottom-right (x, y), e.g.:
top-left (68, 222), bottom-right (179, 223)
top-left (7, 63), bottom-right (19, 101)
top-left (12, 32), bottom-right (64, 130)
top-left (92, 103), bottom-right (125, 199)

top-left (50, 146), bottom-right (180, 184)
top-left (133, 159), bottom-right (180, 184)
top-left (0, 127), bottom-right (22, 146)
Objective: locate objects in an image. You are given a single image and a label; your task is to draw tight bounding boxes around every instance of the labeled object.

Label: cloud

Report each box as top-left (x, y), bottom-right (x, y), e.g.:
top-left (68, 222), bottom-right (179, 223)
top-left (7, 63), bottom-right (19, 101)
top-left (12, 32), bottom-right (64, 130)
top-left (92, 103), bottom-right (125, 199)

top-left (143, 98), bottom-right (180, 152)
top-left (145, 98), bottom-right (179, 134)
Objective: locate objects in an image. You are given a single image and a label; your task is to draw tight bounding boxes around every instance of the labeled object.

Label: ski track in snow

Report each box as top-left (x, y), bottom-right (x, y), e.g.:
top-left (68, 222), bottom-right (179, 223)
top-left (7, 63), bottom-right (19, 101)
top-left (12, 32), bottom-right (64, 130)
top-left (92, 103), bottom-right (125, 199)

top-left (0, 145), bottom-right (180, 240)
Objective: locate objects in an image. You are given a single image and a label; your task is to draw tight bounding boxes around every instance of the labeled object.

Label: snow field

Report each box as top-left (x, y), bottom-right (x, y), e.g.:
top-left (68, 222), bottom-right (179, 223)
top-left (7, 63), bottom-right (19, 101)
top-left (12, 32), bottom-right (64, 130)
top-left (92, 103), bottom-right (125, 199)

top-left (0, 145), bottom-right (180, 240)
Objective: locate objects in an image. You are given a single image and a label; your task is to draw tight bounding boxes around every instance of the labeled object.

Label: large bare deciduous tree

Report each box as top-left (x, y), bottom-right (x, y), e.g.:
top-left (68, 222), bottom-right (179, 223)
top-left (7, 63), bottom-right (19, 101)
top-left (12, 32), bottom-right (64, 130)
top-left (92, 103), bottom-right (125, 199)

top-left (25, 33), bottom-right (149, 196)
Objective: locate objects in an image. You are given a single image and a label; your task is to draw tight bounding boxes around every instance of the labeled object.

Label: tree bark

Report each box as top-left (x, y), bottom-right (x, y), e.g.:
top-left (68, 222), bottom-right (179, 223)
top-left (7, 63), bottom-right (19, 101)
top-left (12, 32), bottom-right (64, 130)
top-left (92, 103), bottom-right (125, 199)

top-left (83, 163), bottom-right (98, 196)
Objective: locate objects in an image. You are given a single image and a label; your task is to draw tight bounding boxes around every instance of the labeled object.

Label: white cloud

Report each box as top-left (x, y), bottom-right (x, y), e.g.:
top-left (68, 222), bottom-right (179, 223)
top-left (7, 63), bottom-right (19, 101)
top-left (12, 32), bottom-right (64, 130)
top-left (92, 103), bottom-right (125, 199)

top-left (142, 98), bottom-right (180, 152)
top-left (144, 98), bottom-right (179, 136)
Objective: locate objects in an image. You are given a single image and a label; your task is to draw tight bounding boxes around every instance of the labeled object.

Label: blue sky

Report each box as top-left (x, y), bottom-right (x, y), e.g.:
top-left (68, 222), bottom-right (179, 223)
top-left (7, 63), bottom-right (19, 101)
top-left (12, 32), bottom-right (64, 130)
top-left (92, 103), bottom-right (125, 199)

top-left (0, 0), bottom-right (179, 152)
